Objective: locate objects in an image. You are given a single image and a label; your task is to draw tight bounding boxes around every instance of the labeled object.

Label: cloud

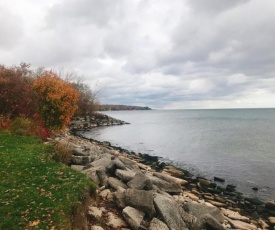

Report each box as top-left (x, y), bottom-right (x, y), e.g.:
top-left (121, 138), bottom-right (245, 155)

top-left (0, 0), bottom-right (275, 109)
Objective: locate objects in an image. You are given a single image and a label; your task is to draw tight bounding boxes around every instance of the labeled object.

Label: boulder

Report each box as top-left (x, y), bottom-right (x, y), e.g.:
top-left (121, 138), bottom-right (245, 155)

top-left (153, 172), bottom-right (188, 185)
top-left (149, 218), bottom-right (169, 230)
top-left (153, 194), bottom-right (189, 230)
top-left (183, 201), bottom-right (224, 223)
top-left (163, 167), bottom-right (184, 177)
top-left (71, 155), bottom-right (92, 165)
top-left (192, 214), bottom-right (225, 230)
top-left (106, 212), bottom-right (127, 228)
top-left (122, 206), bottom-right (145, 230)
top-left (127, 173), bottom-right (153, 190)
top-left (108, 177), bottom-right (128, 190)
top-left (113, 190), bottom-right (127, 209)
top-left (73, 147), bottom-right (90, 156)
top-left (244, 197), bottom-right (264, 206)
top-left (82, 166), bottom-right (102, 184)
top-left (125, 189), bottom-right (156, 218)
top-left (115, 169), bottom-right (136, 182)
top-left (146, 174), bottom-right (182, 194)
top-left (91, 156), bottom-right (115, 172)
top-left (113, 158), bottom-right (126, 170)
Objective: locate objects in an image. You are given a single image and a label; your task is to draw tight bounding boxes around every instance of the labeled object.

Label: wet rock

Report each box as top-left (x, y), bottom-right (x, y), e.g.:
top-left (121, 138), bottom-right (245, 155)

top-left (214, 177), bottom-right (225, 183)
top-left (122, 206), bottom-right (145, 230)
top-left (226, 184), bottom-right (236, 192)
top-left (153, 194), bottom-right (189, 230)
top-left (252, 187), bottom-right (258, 191)
top-left (244, 197), bottom-right (264, 206)
top-left (125, 189), bottom-right (156, 218)
top-left (207, 187), bottom-right (222, 194)
top-left (149, 218), bottom-right (169, 230)
top-left (115, 169), bottom-right (136, 182)
top-left (266, 201), bottom-right (275, 210)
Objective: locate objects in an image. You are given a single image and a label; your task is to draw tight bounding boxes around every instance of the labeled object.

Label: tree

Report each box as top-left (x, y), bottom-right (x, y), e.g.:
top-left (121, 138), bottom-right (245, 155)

top-left (0, 63), bottom-right (38, 118)
top-left (33, 71), bottom-right (79, 130)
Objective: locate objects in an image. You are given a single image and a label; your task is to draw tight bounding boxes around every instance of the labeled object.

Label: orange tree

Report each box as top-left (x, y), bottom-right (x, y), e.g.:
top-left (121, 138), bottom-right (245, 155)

top-left (33, 71), bottom-right (79, 130)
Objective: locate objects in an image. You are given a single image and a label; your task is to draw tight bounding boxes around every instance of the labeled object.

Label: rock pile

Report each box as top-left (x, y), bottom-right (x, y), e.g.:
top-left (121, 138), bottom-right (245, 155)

top-left (69, 114), bottom-right (129, 130)
top-left (48, 132), bottom-right (275, 229)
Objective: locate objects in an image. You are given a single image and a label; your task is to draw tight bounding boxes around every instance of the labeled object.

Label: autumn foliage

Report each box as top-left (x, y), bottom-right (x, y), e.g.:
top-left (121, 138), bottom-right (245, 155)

top-left (33, 71), bottom-right (79, 130)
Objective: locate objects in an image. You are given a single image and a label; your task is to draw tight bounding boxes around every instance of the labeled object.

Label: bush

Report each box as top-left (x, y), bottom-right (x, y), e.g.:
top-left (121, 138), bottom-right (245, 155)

top-left (50, 142), bottom-right (73, 165)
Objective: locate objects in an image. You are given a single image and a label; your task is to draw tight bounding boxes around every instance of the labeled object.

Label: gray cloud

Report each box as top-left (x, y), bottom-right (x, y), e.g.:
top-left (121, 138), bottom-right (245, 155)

top-left (0, 0), bottom-right (275, 109)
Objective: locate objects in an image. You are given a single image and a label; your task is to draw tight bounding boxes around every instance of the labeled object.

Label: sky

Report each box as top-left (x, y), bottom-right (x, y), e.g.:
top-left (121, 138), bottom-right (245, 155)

top-left (1, 0), bottom-right (275, 109)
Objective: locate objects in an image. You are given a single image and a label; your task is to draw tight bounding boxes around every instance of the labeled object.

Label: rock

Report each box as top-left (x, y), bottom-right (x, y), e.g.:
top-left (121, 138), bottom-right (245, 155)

top-left (71, 165), bottom-right (85, 171)
top-left (207, 187), bottom-right (222, 194)
top-left (153, 194), bottom-right (189, 230)
top-left (87, 206), bottom-right (106, 219)
top-left (96, 167), bottom-right (108, 186)
top-left (252, 187), bottom-right (258, 191)
top-left (192, 214), bottom-right (225, 230)
top-left (115, 169), bottom-right (136, 182)
top-left (269, 217), bottom-right (275, 224)
top-left (127, 173), bottom-right (153, 190)
top-left (91, 155), bottom-right (115, 172)
top-left (146, 174), bottom-right (182, 194)
top-left (183, 201), bottom-right (224, 223)
top-left (113, 190), bottom-right (126, 209)
top-left (244, 197), bottom-right (264, 206)
top-left (73, 147), bottom-right (90, 156)
top-left (214, 177), bottom-right (225, 183)
top-left (122, 206), bottom-right (145, 230)
top-left (163, 167), bottom-right (184, 177)
top-left (226, 184), bottom-right (236, 192)
top-left (259, 218), bottom-right (269, 229)
top-left (113, 157), bottom-right (126, 170)
top-left (108, 177), bottom-right (128, 190)
top-left (125, 189), bottom-right (156, 218)
top-left (184, 192), bottom-right (200, 201)
top-left (208, 200), bottom-right (227, 207)
top-left (99, 189), bottom-right (112, 200)
top-left (198, 178), bottom-right (211, 187)
top-left (221, 208), bottom-right (250, 222)
top-left (106, 212), bottom-right (127, 228)
top-left (91, 226), bottom-right (104, 230)
top-left (153, 172), bottom-right (188, 185)
top-left (227, 218), bottom-right (257, 230)
top-left (82, 166), bottom-right (102, 184)
top-left (266, 201), bottom-right (275, 210)
top-left (149, 218), bottom-right (169, 230)
top-left (71, 155), bottom-right (92, 165)
top-left (119, 157), bottom-right (141, 172)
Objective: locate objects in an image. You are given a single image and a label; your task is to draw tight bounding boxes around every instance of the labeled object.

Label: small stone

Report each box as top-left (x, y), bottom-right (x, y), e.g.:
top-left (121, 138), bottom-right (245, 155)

top-left (221, 208), bottom-right (250, 222)
top-left (259, 218), bottom-right (269, 229)
top-left (208, 200), bottom-right (227, 207)
top-left (99, 189), bottom-right (111, 200)
top-left (266, 201), bottom-right (275, 210)
top-left (198, 178), bottom-right (211, 187)
top-left (227, 219), bottom-right (257, 230)
top-left (214, 177), bottom-right (225, 183)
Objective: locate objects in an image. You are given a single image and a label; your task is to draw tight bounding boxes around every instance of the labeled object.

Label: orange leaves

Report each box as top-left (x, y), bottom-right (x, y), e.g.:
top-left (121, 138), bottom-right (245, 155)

top-left (33, 71), bottom-right (79, 130)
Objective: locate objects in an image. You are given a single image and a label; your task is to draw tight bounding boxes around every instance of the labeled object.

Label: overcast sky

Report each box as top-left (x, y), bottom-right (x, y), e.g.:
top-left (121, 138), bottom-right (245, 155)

top-left (1, 0), bottom-right (275, 109)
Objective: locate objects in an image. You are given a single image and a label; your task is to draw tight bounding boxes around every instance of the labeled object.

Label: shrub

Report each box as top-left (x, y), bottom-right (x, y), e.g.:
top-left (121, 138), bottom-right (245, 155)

top-left (33, 71), bottom-right (80, 130)
top-left (50, 142), bottom-right (73, 165)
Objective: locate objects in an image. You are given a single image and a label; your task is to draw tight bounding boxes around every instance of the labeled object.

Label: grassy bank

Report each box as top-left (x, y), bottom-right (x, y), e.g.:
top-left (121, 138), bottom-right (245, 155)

top-left (0, 132), bottom-right (96, 229)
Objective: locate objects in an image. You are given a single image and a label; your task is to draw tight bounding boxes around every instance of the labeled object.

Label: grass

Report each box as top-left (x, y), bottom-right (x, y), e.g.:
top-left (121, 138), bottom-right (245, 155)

top-left (0, 132), bottom-right (96, 229)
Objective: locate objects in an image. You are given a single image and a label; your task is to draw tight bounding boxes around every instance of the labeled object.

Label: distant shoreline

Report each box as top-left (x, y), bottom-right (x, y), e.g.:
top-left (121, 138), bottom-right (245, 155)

top-left (98, 104), bottom-right (152, 111)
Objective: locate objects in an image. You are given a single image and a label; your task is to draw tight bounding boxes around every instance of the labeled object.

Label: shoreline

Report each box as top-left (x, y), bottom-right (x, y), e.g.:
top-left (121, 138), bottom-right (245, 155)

top-left (62, 115), bottom-right (275, 229)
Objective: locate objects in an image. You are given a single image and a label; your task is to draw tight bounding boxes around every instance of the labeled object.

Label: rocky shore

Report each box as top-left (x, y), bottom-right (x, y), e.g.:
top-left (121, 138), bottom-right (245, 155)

top-left (49, 115), bottom-right (275, 229)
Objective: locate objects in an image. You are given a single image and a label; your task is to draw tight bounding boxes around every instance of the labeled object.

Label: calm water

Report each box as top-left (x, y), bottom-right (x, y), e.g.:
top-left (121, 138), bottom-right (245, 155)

top-left (80, 109), bottom-right (275, 201)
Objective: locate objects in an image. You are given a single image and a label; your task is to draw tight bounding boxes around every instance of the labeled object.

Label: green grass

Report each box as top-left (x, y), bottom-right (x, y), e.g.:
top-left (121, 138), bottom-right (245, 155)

top-left (0, 133), bottom-right (96, 229)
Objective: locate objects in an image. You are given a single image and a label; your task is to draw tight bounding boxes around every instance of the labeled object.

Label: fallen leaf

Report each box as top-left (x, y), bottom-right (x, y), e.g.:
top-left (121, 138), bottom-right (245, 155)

top-left (29, 220), bottom-right (40, 226)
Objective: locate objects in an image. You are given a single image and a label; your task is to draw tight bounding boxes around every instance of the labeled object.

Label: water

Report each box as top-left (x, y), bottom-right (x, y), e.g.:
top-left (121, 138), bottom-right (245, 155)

top-left (79, 109), bottom-right (275, 201)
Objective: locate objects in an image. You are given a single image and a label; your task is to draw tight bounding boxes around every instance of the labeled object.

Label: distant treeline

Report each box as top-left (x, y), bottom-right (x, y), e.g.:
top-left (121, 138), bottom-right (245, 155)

top-left (98, 104), bottom-right (152, 111)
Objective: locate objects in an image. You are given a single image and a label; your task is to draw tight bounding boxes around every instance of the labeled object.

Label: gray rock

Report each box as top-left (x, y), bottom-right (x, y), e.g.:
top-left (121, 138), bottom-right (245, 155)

top-left (122, 206), bottom-right (145, 230)
top-left (183, 201), bottom-right (224, 223)
top-left (125, 189), bottom-right (156, 218)
top-left (146, 174), bottom-right (182, 194)
top-left (71, 155), bottom-right (92, 165)
top-left (119, 157), bottom-right (141, 172)
top-left (115, 169), bottom-right (136, 182)
top-left (96, 167), bottom-right (108, 186)
top-left (113, 158), bottom-right (126, 170)
top-left (114, 190), bottom-right (127, 209)
top-left (73, 147), bottom-right (90, 156)
top-left (149, 218), bottom-right (169, 230)
top-left (127, 173), bottom-right (153, 190)
top-left (82, 166), bottom-right (102, 184)
top-left (108, 177), bottom-right (128, 190)
top-left (153, 194), bottom-right (189, 230)
top-left (192, 214), bottom-right (225, 230)
top-left (70, 165), bottom-right (85, 171)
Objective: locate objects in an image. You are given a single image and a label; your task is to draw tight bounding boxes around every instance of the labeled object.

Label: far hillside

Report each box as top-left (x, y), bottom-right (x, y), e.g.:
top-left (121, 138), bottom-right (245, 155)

top-left (98, 104), bottom-right (152, 111)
